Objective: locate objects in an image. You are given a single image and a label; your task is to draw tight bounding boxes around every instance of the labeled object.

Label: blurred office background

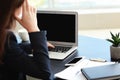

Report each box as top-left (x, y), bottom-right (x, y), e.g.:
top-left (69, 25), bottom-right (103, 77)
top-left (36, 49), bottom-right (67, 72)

top-left (17, 0), bottom-right (120, 39)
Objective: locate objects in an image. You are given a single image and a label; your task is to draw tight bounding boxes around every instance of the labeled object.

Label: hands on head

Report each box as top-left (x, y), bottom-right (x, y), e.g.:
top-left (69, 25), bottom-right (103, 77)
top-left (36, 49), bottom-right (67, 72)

top-left (14, 0), bottom-right (55, 49)
top-left (14, 0), bottom-right (39, 32)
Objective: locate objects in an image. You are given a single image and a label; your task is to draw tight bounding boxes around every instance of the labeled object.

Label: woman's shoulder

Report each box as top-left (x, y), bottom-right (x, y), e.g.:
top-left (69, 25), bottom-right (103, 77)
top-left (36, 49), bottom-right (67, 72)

top-left (6, 30), bottom-right (17, 42)
top-left (7, 30), bottom-right (16, 38)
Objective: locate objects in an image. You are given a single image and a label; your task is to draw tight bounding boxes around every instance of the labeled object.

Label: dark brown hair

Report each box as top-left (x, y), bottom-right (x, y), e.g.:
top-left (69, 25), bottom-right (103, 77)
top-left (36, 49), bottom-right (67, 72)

top-left (0, 0), bottom-right (24, 63)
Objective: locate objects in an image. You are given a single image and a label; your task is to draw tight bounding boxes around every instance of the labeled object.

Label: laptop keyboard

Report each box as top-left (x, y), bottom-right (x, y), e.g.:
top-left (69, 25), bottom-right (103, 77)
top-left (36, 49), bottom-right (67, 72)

top-left (48, 46), bottom-right (71, 53)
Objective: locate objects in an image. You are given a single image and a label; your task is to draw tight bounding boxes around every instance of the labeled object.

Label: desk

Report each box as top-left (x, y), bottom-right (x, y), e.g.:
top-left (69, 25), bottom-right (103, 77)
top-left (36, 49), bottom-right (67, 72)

top-left (51, 35), bottom-right (112, 79)
top-left (77, 35), bottom-right (111, 61)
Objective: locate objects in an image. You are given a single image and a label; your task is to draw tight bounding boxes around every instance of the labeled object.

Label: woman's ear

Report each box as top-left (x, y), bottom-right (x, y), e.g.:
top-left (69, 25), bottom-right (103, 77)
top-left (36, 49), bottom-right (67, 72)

top-left (14, 7), bottom-right (22, 19)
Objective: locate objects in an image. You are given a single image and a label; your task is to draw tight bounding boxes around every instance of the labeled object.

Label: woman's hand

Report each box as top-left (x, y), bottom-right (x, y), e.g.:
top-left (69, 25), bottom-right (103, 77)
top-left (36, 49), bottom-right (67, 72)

top-left (47, 42), bottom-right (55, 48)
top-left (15, 0), bottom-right (39, 32)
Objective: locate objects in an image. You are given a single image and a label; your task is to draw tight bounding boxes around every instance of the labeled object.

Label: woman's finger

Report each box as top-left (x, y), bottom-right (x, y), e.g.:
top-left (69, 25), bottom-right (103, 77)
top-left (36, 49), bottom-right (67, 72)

top-left (26, 0), bottom-right (30, 11)
top-left (22, 0), bottom-right (26, 11)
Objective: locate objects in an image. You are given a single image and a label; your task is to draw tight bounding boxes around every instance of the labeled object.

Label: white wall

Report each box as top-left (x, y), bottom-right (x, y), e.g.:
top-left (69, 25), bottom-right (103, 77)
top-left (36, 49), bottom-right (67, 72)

top-left (78, 12), bottom-right (120, 30)
top-left (16, 11), bottom-right (120, 31)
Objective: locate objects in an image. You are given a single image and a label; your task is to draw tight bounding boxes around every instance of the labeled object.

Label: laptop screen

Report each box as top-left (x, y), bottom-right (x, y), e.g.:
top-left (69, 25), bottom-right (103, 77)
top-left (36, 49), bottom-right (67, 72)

top-left (37, 10), bottom-right (78, 43)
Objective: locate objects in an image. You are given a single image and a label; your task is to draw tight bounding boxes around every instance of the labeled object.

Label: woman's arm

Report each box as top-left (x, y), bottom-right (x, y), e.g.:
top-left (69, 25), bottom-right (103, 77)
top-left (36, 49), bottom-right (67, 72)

top-left (4, 31), bottom-right (52, 80)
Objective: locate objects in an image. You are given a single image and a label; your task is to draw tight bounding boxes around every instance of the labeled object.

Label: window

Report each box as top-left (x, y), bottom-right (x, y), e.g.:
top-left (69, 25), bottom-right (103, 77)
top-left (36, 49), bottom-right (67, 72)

top-left (29, 0), bottom-right (49, 8)
top-left (53, 0), bottom-right (120, 9)
top-left (30, 0), bottom-right (120, 14)
top-left (30, 0), bottom-right (120, 10)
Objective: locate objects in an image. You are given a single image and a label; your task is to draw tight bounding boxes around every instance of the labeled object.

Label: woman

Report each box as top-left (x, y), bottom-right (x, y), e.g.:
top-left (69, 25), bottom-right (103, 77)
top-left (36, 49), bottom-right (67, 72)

top-left (0, 0), bottom-right (54, 80)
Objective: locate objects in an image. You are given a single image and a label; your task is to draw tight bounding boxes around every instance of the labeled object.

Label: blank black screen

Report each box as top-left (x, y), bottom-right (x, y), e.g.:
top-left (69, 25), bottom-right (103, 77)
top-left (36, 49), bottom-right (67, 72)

top-left (37, 12), bottom-right (76, 42)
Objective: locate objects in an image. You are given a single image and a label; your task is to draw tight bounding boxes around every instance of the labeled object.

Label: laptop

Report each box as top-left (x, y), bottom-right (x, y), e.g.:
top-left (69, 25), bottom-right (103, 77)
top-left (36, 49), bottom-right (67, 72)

top-left (37, 10), bottom-right (78, 60)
